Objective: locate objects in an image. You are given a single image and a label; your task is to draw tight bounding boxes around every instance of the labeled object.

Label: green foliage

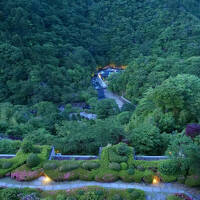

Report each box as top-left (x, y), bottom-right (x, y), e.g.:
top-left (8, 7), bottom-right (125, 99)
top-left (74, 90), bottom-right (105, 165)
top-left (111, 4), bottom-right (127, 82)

top-left (158, 160), bottom-right (180, 175)
top-left (109, 163), bottom-right (121, 171)
top-left (127, 168), bottom-right (135, 175)
top-left (120, 162), bottom-right (128, 170)
top-left (132, 170), bottom-right (144, 183)
top-left (1, 161), bottom-right (12, 169)
top-left (55, 118), bottom-right (125, 155)
top-left (0, 140), bottom-right (21, 154)
top-left (143, 170), bottom-right (154, 184)
top-left (0, 188), bottom-right (39, 200)
top-left (185, 175), bottom-right (200, 187)
top-left (81, 161), bottom-right (100, 170)
top-left (78, 169), bottom-right (94, 181)
top-left (95, 170), bottom-right (119, 182)
top-left (95, 99), bottom-right (119, 119)
top-left (59, 162), bottom-right (80, 172)
top-left (0, 188), bottom-right (20, 200)
top-left (160, 173), bottom-right (177, 182)
top-left (21, 140), bottom-right (34, 153)
top-left (109, 150), bottom-right (128, 163)
top-left (119, 170), bottom-right (134, 182)
top-left (26, 153), bottom-right (40, 168)
top-left (116, 143), bottom-right (131, 156)
top-left (56, 194), bottom-right (66, 200)
top-left (128, 120), bottom-right (163, 155)
top-left (43, 162), bottom-right (58, 170)
top-left (117, 111), bottom-right (132, 125)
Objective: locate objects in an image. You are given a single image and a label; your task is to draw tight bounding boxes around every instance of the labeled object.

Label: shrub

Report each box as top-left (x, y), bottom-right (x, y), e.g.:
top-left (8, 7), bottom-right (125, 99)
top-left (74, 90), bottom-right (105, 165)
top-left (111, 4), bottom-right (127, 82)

top-left (78, 169), bottom-right (94, 181)
top-left (95, 170), bottom-right (119, 182)
top-left (95, 190), bottom-right (104, 196)
top-left (109, 162), bottom-right (121, 171)
top-left (2, 161), bottom-right (12, 169)
top-left (143, 170), bottom-right (154, 184)
top-left (79, 191), bottom-right (99, 200)
top-left (109, 150), bottom-right (128, 163)
top-left (132, 170), bottom-right (144, 182)
top-left (112, 194), bottom-right (123, 200)
top-left (160, 173), bottom-right (177, 182)
top-left (59, 162), bottom-right (80, 172)
top-left (120, 162), bottom-right (128, 170)
top-left (185, 175), bottom-right (200, 187)
top-left (116, 143), bottom-right (130, 156)
top-left (26, 154), bottom-right (40, 168)
top-left (63, 172), bottom-right (79, 181)
top-left (127, 189), bottom-right (145, 200)
top-left (21, 140), bottom-right (34, 153)
top-left (43, 162), bottom-right (58, 170)
top-left (130, 191), bottom-right (141, 199)
top-left (137, 165), bottom-right (145, 171)
top-left (81, 161), bottom-right (100, 170)
top-left (127, 168), bottom-right (135, 175)
top-left (0, 188), bottom-right (20, 200)
top-left (158, 160), bottom-right (180, 175)
top-left (119, 170), bottom-right (134, 182)
top-left (177, 176), bottom-right (185, 184)
top-left (56, 194), bottom-right (66, 200)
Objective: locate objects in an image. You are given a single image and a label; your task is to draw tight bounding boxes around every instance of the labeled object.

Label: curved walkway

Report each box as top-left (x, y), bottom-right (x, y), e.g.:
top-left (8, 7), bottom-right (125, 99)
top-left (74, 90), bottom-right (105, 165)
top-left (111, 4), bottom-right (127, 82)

top-left (0, 177), bottom-right (200, 200)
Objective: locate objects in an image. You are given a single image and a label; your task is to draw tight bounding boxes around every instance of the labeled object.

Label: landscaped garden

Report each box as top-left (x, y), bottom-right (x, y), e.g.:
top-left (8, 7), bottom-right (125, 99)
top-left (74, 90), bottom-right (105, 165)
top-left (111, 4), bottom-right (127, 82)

top-left (0, 141), bottom-right (199, 191)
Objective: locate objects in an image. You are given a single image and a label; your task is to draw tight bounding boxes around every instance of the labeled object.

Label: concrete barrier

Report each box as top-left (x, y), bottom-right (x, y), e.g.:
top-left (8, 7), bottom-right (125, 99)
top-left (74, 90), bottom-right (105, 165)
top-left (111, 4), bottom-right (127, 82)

top-left (0, 154), bottom-right (16, 159)
top-left (135, 156), bottom-right (169, 161)
top-left (53, 155), bottom-right (98, 160)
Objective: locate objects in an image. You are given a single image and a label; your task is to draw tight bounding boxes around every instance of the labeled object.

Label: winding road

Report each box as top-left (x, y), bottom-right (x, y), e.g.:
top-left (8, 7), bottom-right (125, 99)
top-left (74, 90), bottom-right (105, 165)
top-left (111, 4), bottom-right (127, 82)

top-left (0, 177), bottom-right (200, 200)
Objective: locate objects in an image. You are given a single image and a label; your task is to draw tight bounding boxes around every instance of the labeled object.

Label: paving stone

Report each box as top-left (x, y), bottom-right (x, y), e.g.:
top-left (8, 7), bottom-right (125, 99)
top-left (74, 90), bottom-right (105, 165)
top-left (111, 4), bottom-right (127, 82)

top-left (0, 177), bottom-right (200, 200)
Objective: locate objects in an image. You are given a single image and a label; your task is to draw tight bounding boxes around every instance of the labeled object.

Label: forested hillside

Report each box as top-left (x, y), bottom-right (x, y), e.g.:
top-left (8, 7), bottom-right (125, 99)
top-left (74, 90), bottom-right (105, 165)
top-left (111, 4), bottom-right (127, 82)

top-left (0, 0), bottom-right (200, 159)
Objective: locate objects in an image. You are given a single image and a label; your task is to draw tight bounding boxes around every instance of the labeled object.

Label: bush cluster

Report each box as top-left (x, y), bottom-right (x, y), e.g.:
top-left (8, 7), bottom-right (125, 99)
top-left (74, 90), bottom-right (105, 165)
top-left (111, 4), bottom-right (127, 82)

top-left (2, 161), bottom-right (13, 169)
top-left (109, 162), bottom-right (121, 171)
top-left (26, 154), bottom-right (40, 168)
top-left (43, 162), bottom-right (58, 170)
top-left (81, 161), bottom-right (100, 170)
top-left (158, 160), bottom-right (180, 175)
top-left (59, 162), bottom-right (80, 172)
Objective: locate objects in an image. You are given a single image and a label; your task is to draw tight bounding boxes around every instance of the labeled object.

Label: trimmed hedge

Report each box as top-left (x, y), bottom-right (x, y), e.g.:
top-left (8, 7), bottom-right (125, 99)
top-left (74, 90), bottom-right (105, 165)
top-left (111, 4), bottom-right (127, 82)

top-left (81, 161), bottom-right (100, 170)
top-left (95, 169), bottom-right (119, 182)
top-left (143, 170), bottom-right (154, 184)
top-left (43, 162), bottom-right (58, 170)
top-left (109, 162), bottom-right (121, 171)
top-left (78, 169), bottom-right (95, 181)
top-left (132, 170), bottom-right (144, 183)
top-left (119, 170), bottom-right (134, 182)
top-left (120, 162), bottom-right (128, 170)
top-left (160, 173), bottom-right (177, 182)
top-left (158, 159), bottom-right (180, 175)
top-left (2, 161), bottom-right (13, 169)
top-left (0, 145), bottom-right (50, 178)
top-left (59, 162), bottom-right (80, 172)
top-left (26, 154), bottom-right (40, 168)
top-left (109, 150), bottom-right (128, 163)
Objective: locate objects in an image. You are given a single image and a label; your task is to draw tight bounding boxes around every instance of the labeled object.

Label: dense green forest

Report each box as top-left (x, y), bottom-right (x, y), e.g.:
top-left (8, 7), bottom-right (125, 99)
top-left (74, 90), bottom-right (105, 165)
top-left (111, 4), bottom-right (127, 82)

top-left (0, 0), bottom-right (200, 163)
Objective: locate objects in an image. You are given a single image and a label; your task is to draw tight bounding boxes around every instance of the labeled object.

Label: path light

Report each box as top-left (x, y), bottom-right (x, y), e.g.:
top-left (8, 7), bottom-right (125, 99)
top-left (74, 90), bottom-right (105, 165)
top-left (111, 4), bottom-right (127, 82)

top-left (43, 175), bottom-right (52, 185)
top-left (152, 176), bottom-right (160, 185)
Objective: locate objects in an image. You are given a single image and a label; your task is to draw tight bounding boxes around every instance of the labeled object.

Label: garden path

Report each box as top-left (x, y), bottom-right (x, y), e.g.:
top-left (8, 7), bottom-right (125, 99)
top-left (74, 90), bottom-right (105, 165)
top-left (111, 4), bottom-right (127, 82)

top-left (0, 177), bottom-right (200, 200)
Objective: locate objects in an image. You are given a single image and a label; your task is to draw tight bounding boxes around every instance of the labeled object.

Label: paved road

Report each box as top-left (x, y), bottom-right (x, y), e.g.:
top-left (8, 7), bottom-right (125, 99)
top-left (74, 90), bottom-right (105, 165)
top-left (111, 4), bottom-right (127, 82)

top-left (103, 89), bottom-right (124, 109)
top-left (0, 177), bottom-right (200, 200)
